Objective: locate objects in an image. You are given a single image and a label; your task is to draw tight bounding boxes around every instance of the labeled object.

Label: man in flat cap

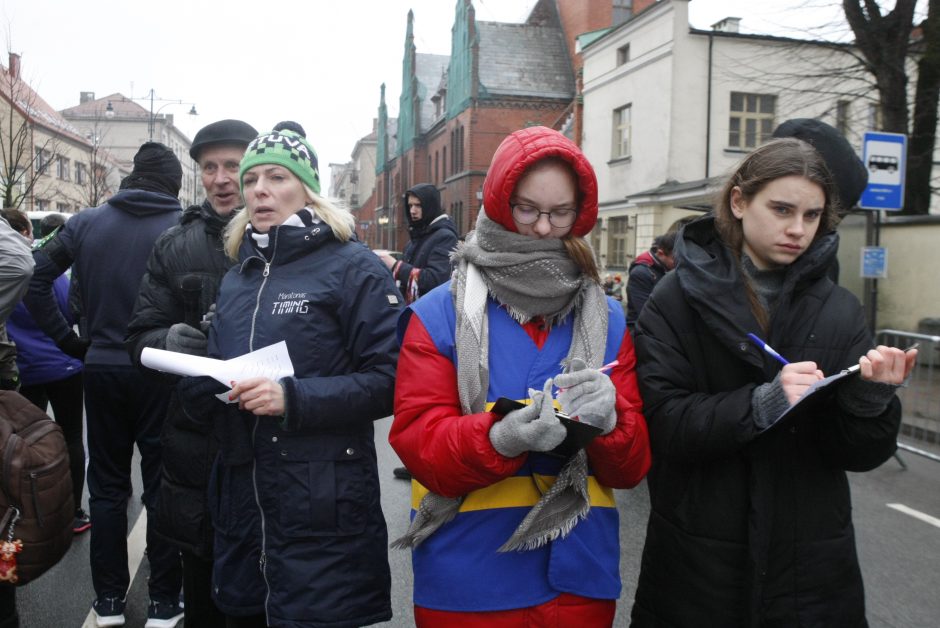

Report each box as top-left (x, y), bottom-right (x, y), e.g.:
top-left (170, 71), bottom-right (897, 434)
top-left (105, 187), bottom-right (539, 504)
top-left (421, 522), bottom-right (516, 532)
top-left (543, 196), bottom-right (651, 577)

top-left (125, 119), bottom-right (257, 627)
top-left (25, 142), bottom-right (185, 627)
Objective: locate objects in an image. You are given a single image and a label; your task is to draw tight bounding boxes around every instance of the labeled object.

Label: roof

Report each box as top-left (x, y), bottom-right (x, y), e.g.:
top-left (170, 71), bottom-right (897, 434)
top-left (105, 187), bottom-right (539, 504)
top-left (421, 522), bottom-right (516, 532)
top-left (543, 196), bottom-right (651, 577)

top-left (60, 92), bottom-right (151, 122)
top-left (415, 53), bottom-right (449, 130)
top-left (476, 21), bottom-right (574, 99)
top-left (1, 63), bottom-right (90, 145)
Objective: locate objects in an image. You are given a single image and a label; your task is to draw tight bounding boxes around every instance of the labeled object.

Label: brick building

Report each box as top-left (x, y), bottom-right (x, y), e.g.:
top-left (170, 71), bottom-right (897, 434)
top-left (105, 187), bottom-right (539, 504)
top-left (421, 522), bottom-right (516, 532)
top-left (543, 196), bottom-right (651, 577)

top-left (366, 0), bottom-right (645, 251)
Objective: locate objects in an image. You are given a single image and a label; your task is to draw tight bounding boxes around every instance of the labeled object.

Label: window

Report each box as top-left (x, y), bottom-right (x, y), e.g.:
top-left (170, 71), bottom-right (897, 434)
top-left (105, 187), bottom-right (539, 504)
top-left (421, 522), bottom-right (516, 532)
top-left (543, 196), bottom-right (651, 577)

top-left (836, 101), bottom-right (850, 136)
top-left (75, 162), bottom-right (86, 185)
top-left (36, 199), bottom-right (49, 211)
top-left (57, 156), bottom-right (70, 180)
top-left (452, 201), bottom-right (464, 236)
top-left (607, 216), bottom-right (634, 267)
top-left (57, 202), bottom-right (70, 212)
top-left (728, 92), bottom-right (776, 149)
top-left (868, 103), bottom-right (883, 131)
top-left (612, 105), bottom-right (632, 159)
top-left (616, 44), bottom-right (630, 66)
top-left (442, 146), bottom-right (447, 180)
top-left (35, 147), bottom-right (51, 175)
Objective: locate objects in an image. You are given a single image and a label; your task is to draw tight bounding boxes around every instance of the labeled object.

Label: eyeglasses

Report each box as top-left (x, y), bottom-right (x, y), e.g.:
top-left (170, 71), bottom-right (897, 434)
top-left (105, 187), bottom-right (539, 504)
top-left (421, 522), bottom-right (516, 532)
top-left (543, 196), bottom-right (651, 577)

top-left (510, 204), bottom-right (578, 228)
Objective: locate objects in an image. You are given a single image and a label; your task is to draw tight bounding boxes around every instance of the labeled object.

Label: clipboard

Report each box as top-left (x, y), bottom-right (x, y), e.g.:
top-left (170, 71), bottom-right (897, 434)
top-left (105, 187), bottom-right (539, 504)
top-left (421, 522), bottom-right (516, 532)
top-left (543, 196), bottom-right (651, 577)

top-left (759, 365), bottom-right (860, 433)
top-left (491, 397), bottom-right (603, 459)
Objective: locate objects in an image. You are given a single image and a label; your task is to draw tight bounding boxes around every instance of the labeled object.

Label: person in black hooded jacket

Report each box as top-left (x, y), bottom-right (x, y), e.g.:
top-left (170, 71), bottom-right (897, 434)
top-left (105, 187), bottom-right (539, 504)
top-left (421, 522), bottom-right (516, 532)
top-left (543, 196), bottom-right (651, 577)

top-left (375, 183), bottom-right (458, 304)
top-left (125, 119), bottom-right (257, 628)
top-left (630, 138), bottom-right (917, 628)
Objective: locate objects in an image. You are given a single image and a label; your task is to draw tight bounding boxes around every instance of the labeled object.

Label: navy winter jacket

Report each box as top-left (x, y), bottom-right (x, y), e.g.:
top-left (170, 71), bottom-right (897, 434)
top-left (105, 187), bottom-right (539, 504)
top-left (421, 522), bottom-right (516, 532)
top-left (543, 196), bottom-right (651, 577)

top-left (202, 219), bottom-right (399, 627)
top-left (25, 189), bottom-right (181, 366)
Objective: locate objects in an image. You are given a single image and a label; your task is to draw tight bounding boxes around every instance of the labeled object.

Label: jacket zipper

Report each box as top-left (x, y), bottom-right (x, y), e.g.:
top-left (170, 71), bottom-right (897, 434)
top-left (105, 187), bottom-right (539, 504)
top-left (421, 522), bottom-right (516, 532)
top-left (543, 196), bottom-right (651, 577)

top-left (247, 229), bottom-right (277, 621)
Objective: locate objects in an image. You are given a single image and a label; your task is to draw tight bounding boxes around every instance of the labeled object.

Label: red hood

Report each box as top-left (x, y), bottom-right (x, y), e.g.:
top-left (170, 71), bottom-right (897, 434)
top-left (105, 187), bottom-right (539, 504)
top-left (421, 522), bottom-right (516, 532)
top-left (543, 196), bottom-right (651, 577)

top-left (482, 126), bottom-right (598, 237)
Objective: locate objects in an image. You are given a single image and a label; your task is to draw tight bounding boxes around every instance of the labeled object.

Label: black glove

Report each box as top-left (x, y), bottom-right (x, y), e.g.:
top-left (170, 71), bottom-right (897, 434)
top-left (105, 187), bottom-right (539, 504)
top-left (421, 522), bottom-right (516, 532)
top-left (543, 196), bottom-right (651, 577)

top-left (57, 332), bottom-right (90, 361)
top-left (166, 323), bottom-right (208, 356)
top-left (176, 376), bottom-right (228, 427)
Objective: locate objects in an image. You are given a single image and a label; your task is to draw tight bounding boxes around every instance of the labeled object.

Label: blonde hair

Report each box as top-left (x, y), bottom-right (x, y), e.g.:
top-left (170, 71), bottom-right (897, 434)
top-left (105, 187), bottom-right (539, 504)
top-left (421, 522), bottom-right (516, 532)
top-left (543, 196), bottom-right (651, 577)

top-left (224, 184), bottom-right (355, 260)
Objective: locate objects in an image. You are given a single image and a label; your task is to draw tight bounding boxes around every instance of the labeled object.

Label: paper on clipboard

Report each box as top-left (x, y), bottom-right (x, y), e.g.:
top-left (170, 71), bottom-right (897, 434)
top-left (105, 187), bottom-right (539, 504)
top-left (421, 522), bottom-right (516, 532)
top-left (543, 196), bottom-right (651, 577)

top-left (141, 341), bottom-right (294, 392)
top-left (762, 365), bottom-right (859, 431)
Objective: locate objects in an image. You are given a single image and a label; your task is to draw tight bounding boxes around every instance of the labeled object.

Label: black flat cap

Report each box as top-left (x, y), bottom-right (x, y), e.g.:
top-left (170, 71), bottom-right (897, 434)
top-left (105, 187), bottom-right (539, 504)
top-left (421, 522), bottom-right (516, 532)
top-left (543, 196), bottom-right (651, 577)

top-left (190, 119), bottom-right (258, 161)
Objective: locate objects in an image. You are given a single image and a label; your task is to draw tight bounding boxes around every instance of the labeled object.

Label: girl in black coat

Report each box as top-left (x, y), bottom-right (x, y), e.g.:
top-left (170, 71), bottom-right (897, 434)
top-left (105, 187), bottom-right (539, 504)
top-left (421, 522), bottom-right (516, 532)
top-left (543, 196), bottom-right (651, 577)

top-left (630, 138), bottom-right (917, 628)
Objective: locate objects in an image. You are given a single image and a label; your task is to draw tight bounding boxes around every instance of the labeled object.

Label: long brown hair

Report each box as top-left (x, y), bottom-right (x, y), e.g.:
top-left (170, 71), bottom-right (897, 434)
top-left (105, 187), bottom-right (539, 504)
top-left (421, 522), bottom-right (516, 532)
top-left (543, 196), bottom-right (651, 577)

top-left (714, 138), bottom-right (839, 331)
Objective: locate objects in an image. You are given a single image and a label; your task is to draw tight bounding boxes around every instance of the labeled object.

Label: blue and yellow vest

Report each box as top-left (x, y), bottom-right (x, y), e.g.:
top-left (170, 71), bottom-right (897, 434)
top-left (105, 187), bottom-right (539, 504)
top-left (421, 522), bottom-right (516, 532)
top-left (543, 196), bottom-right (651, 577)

top-left (407, 286), bottom-right (625, 611)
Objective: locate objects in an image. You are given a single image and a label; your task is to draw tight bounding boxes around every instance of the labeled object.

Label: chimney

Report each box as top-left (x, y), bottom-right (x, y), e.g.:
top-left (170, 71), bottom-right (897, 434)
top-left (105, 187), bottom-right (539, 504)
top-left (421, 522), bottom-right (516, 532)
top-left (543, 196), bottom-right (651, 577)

top-left (712, 17), bottom-right (742, 33)
top-left (8, 53), bottom-right (20, 79)
top-left (80, 91), bottom-right (96, 104)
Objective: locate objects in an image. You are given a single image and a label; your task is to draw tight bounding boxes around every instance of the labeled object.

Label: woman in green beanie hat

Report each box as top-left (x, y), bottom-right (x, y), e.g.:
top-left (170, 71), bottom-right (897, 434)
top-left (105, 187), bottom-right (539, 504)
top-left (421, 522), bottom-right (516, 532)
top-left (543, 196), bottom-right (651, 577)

top-left (178, 122), bottom-right (400, 627)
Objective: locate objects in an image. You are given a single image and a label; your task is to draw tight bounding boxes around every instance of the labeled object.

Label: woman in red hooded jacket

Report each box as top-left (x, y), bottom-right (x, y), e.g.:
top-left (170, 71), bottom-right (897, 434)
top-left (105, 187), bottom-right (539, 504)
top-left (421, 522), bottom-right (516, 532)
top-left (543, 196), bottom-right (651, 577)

top-left (389, 126), bottom-right (651, 627)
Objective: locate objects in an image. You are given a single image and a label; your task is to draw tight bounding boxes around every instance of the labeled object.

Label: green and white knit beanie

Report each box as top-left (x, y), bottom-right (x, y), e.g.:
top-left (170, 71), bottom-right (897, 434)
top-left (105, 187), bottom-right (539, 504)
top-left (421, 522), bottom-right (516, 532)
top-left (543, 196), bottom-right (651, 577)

top-left (239, 128), bottom-right (320, 195)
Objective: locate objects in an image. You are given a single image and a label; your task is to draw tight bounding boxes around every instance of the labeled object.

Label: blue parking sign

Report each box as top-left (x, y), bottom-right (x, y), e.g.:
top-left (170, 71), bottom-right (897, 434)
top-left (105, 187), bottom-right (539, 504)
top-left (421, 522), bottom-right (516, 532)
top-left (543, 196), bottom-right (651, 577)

top-left (861, 246), bottom-right (887, 279)
top-left (859, 132), bottom-right (906, 211)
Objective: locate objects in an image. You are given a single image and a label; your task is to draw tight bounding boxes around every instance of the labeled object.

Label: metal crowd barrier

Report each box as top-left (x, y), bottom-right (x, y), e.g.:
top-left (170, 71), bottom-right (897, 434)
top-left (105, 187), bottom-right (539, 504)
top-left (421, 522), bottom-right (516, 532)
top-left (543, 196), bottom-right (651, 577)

top-left (875, 329), bottom-right (940, 464)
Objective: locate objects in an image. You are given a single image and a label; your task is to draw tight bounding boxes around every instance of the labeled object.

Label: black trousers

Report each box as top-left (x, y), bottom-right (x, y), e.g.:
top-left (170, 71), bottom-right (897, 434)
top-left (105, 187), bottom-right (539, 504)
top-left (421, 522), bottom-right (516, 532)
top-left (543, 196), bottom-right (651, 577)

top-left (83, 365), bottom-right (181, 602)
top-left (182, 550), bottom-right (225, 627)
top-left (20, 372), bottom-right (86, 509)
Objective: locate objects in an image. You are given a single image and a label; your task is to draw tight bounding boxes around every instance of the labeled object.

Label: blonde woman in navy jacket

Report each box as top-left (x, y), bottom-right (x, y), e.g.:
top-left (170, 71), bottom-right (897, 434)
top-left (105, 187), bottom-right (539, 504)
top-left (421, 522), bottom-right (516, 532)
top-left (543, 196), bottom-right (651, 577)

top-left (179, 124), bottom-right (399, 628)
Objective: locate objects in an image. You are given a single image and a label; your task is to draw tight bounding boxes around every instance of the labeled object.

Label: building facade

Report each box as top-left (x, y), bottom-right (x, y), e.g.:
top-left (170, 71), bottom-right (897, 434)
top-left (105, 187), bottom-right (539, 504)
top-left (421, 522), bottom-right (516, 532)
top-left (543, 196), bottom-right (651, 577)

top-left (0, 53), bottom-right (117, 213)
top-left (580, 0), bottom-right (938, 276)
top-left (61, 92), bottom-right (199, 207)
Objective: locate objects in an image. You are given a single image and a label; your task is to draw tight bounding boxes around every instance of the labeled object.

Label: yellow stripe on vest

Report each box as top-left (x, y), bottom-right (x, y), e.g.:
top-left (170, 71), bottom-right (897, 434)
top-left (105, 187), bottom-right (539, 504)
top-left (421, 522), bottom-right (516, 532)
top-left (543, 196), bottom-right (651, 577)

top-left (411, 475), bottom-right (616, 512)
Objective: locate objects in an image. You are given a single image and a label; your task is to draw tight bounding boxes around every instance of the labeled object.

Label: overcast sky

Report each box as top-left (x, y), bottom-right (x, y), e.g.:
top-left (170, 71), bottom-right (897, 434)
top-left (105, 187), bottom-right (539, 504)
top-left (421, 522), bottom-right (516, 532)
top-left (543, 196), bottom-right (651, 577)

top-left (3, 0), bottom-right (853, 194)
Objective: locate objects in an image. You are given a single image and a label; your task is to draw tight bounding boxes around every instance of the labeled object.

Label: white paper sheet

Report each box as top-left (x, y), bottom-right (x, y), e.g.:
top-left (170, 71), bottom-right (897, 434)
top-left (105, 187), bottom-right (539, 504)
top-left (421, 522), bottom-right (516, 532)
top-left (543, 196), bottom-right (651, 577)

top-left (141, 341), bottom-right (295, 387)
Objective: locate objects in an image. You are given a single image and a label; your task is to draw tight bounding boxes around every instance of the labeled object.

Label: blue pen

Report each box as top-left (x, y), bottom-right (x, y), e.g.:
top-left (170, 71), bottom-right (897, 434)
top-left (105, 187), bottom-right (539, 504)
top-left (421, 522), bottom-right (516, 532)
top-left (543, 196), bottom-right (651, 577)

top-left (746, 333), bottom-right (790, 366)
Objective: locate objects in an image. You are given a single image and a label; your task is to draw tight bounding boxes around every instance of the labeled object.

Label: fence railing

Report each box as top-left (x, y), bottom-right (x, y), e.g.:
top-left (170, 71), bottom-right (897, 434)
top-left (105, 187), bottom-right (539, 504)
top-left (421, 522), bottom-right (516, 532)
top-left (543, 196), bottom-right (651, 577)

top-left (875, 329), bottom-right (940, 463)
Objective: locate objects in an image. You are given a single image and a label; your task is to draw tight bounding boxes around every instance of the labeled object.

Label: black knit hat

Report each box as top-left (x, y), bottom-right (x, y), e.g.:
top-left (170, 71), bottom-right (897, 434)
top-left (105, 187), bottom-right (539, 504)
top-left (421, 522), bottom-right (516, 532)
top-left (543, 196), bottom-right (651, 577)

top-left (189, 119), bottom-right (259, 161)
top-left (772, 118), bottom-right (868, 211)
top-left (120, 142), bottom-right (183, 197)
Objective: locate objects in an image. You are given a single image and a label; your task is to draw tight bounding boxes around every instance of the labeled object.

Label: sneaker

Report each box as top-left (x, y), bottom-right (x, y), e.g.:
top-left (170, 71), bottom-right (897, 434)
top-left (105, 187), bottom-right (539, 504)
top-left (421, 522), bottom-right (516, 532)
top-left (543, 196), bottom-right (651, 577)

top-left (92, 595), bottom-right (126, 627)
top-left (145, 599), bottom-right (184, 628)
top-left (73, 508), bottom-right (91, 534)
top-left (392, 466), bottom-right (412, 480)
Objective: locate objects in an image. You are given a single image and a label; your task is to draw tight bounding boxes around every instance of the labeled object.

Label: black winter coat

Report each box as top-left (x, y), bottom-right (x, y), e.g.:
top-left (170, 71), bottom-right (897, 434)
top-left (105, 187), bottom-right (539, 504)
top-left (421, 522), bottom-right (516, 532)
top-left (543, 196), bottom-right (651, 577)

top-left (198, 219), bottom-right (399, 627)
top-left (125, 200), bottom-right (235, 558)
top-left (395, 183), bottom-right (458, 300)
top-left (631, 217), bottom-right (900, 628)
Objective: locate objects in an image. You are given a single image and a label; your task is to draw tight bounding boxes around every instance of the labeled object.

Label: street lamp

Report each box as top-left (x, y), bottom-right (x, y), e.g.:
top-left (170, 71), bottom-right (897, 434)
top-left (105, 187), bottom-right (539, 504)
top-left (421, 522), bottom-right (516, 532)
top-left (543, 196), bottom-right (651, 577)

top-left (103, 89), bottom-right (198, 141)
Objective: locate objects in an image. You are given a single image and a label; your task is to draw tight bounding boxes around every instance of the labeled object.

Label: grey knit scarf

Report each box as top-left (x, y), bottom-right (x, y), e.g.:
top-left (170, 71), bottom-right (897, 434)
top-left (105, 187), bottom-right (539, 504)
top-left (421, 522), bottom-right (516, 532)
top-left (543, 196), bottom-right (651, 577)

top-left (392, 212), bottom-right (609, 552)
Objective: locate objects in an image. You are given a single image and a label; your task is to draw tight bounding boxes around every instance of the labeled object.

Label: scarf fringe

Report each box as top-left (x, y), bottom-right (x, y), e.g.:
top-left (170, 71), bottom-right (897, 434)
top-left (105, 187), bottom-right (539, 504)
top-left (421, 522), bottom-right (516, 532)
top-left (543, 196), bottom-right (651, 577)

top-left (497, 503), bottom-right (591, 552)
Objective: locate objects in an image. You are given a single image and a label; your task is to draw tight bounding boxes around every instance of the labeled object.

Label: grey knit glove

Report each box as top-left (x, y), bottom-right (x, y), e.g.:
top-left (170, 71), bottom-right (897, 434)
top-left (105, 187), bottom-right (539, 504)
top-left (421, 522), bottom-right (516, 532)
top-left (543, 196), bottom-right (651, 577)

top-left (166, 323), bottom-right (208, 356)
top-left (555, 358), bottom-right (617, 435)
top-left (489, 379), bottom-right (567, 458)
top-left (200, 303), bottom-right (216, 334)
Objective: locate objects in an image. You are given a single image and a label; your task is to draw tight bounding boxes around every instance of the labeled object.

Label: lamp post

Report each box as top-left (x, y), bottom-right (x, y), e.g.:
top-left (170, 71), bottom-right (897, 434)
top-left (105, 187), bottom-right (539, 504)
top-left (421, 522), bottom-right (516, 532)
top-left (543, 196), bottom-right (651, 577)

top-left (104, 88), bottom-right (198, 141)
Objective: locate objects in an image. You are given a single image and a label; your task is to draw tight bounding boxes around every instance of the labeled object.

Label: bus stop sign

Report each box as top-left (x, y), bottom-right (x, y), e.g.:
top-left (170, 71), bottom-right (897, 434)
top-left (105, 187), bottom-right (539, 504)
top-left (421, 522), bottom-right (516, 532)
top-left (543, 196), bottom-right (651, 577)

top-left (859, 131), bottom-right (906, 211)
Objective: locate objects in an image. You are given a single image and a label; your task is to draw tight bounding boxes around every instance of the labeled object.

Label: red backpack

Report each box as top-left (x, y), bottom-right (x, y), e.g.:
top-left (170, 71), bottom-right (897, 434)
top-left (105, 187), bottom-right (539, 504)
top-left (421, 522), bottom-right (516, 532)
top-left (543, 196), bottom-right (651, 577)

top-left (0, 391), bottom-right (73, 585)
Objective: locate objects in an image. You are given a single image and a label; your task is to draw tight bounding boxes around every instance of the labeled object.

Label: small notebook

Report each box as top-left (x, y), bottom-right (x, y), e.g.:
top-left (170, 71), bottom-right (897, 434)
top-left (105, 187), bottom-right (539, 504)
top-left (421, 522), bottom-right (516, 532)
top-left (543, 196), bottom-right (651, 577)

top-left (491, 397), bottom-right (603, 459)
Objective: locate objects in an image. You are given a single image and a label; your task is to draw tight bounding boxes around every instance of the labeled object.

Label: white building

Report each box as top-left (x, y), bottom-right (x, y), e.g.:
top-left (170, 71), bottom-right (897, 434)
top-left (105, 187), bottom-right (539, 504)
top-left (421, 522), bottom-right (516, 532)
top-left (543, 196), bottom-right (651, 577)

top-left (580, 0), bottom-right (922, 275)
top-left (61, 92), bottom-right (199, 207)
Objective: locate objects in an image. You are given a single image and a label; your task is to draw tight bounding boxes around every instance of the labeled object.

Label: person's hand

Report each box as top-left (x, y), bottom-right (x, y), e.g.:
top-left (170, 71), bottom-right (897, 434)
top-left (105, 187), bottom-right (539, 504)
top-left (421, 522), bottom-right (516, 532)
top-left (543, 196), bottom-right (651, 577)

top-left (489, 379), bottom-right (566, 458)
top-left (57, 331), bottom-right (90, 361)
top-left (199, 303), bottom-right (216, 334)
top-left (780, 361), bottom-right (824, 405)
top-left (858, 345), bottom-right (917, 385)
top-left (374, 250), bottom-right (396, 270)
top-left (229, 377), bottom-right (285, 417)
top-left (166, 323), bottom-right (208, 356)
top-left (555, 358), bottom-right (617, 435)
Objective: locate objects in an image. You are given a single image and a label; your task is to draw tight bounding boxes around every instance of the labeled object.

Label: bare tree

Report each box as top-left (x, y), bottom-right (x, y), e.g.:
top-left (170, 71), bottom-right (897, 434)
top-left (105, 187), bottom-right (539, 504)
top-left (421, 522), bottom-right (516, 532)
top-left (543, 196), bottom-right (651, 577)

top-left (0, 50), bottom-right (63, 210)
top-left (843, 0), bottom-right (938, 214)
top-left (67, 111), bottom-right (116, 209)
